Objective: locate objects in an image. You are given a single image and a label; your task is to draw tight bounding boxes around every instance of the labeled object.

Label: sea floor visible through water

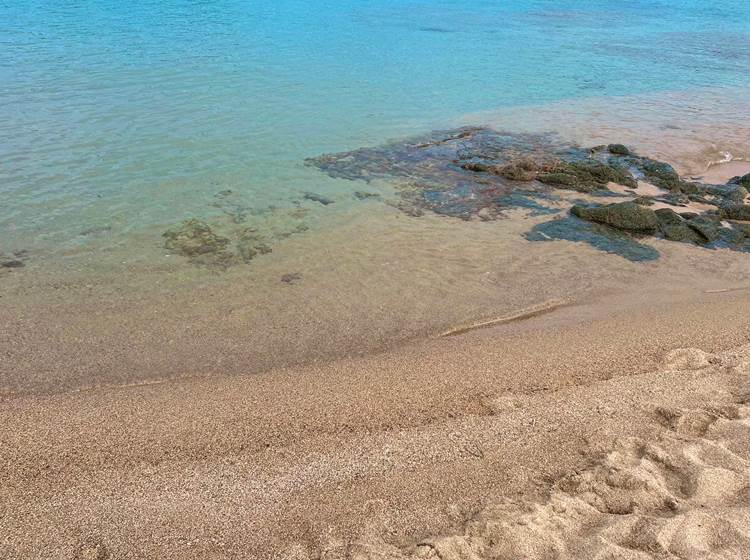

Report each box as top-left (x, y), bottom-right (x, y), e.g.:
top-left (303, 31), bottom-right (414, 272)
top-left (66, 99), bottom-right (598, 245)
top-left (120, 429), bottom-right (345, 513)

top-left (2, 89), bottom-right (750, 396)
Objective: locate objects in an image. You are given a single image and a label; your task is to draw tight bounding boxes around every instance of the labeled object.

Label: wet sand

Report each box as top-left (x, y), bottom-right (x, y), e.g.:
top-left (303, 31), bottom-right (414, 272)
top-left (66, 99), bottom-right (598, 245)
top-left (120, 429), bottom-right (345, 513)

top-left (2, 285), bottom-right (749, 559)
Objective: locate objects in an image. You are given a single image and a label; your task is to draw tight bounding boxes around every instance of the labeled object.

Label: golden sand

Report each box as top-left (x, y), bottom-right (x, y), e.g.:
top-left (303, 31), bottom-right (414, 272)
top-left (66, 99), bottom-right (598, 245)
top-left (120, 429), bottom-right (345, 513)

top-left (1, 286), bottom-right (749, 559)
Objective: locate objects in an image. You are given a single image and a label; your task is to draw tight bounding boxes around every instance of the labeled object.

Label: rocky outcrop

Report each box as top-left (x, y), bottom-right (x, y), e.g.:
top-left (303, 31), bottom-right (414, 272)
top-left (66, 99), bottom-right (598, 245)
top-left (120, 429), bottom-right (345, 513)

top-left (571, 202), bottom-right (659, 233)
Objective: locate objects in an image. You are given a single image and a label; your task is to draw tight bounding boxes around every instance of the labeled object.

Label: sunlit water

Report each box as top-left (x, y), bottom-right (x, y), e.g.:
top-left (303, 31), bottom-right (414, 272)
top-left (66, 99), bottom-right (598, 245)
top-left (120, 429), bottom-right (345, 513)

top-left (2, 1), bottom-right (750, 393)
top-left (3, 0), bottom-right (750, 253)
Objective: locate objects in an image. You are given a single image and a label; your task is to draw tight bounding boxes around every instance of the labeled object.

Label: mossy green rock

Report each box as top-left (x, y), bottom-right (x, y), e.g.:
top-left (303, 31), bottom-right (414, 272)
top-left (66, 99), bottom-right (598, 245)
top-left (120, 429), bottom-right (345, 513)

top-left (163, 219), bottom-right (230, 256)
top-left (637, 159), bottom-right (680, 189)
top-left (721, 204), bottom-right (750, 221)
top-left (237, 229), bottom-right (272, 263)
top-left (607, 143), bottom-right (630, 156)
top-left (538, 171), bottom-right (578, 187)
top-left (539, 161), bottom-right (636, 192)
top-left (729, 173), bottom-right (750, 189)
top-left (730, 221), bottom-right (750, 237)
top-left (661, 224), bottom-right (702, 243)
top-left (571, 202), bottom-right (659, 233)
top-left (728, 186), bottom-right (748, 204)
top-left (654, 208), bottom-right (684, 226)
top-left (686, 217), bottom-right (721, 242)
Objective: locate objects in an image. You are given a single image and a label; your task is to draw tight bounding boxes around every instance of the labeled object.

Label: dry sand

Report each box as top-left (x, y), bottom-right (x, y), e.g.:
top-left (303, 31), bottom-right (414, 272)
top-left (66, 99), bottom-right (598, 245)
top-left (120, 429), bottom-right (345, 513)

top-left (2, 287), bottom-right (749, 559)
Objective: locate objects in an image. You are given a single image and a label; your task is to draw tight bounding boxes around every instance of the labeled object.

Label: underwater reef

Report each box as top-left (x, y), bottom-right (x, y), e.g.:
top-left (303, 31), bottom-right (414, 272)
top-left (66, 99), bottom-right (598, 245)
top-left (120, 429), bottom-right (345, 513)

top-left (307, 127), bottom-right (750, 261)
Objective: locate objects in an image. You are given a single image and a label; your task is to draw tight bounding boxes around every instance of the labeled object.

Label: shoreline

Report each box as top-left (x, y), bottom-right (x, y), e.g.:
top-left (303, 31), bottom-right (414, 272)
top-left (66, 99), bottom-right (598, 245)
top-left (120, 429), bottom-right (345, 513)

top-left (2, 286), bottom-right (749, 558)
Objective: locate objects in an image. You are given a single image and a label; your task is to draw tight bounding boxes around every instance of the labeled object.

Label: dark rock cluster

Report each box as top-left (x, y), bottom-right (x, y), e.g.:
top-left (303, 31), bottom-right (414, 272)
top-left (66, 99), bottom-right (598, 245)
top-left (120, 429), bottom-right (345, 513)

top-left (307, 127), bottom-right (750, 260)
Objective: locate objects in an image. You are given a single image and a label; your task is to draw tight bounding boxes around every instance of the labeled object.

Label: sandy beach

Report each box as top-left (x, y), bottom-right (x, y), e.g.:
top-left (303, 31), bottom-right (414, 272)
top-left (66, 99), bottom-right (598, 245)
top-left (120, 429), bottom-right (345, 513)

top-left (4, 1), bottom-right (750, 558)
top-left (2, 282), bottom-right (749, 559)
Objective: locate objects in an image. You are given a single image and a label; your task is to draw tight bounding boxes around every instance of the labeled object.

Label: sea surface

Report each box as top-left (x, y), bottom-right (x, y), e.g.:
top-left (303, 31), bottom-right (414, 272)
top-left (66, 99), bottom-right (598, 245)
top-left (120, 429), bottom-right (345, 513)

top-left (2, 1), bottom-right (750, 393)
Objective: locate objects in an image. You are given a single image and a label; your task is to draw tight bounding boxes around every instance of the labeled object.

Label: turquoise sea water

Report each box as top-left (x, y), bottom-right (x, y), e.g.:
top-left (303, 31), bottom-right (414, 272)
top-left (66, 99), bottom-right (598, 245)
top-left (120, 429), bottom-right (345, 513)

top-left (2, 0), bottom-right (750, 256)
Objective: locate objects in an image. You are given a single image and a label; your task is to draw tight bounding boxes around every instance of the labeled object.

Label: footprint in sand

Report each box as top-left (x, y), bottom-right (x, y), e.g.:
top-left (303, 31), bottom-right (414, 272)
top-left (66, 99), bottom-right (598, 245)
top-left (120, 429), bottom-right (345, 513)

top-left (663, 348), bottom-right (713, 371)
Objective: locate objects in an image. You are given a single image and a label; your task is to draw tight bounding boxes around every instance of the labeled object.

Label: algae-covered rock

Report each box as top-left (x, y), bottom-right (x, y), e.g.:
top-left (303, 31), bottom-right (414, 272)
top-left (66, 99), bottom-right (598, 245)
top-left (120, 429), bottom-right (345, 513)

top-left (654, 208), bottom-right (684, 226)
top-left (720, 204), bottom-right (750, 221)
top-left (571, 202), bottom-right (659, 233)
top-left (636, 158), bottom-right (681, 190)
top-left (655, 209), bottom-right (703, 243)
top-left (538, 171), bottom-right (578, 188)
top-left (461, 159), bottom-right (540, 181)
top-left (728, 186), bottom-right (748, 204)
top-left (237, 228), bottom-right (272, 263)
top-left (729, 173), bottom-right (750, 189)
top-left (730, 221), bottom-right (750, 237)
top-left (303, 192), bottom-right (334, 205)
top-left (163, 219), bottom-right (230, 257)
top-left (539, 161), bottom-right (636, 192)
top-left (460, 161), bottom-right (500, 174)
top-left (498, 159), bottom-right (539, 181)
top-left (686, 217), bottom-right (721, 242)
top-left (661, 224), bottom-right (702, 243)
top-left (607, 144), bottom-right (630, 156)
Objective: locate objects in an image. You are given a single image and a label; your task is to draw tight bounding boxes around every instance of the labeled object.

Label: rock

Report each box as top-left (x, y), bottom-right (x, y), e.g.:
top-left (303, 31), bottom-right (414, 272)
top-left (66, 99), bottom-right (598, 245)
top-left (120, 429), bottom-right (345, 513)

top-left (237, 229), bottom-right (272, 263)
top-left (539, 161), bottom-right (636, 192)
top-left (720, 204), bottom-right (750, 221)
top-left (633, 196), bottom-right (654, 206)
top-left (163, 219), bottom-right (229, 257)
top-left (654, 208), bottom-right (684, 226)
top-left (661, 224), bottom-right (702, 243)
top-left (607, 144), bottom-right (630, 156)
top-left (1, 259), bottom-right (24, 268)
top-left (303, 192), bottom-right (334, 205)
top-left (460, 161), bottom-right (501, 174)
top-left (498, 159), bottom-right (539, 181)
top-left (729, 173), bottom-right (750, 189)
top-left (571, 202), bottom-right (659, 233)
top-left (353, 191), bottom-right (380, 200)
top-left (538, 171), bottom-right (578, 187)
top-left (679, 212), bottom-right (700, 220)
top-left (730, 221), bottom-right (750, 237)
top-left (727, 186), bottom-right (748, 204)
top-left (686, 217), bottom-right (721, 242)
top-left (281, 272), bottom-right (303, 284)
top-left (637, 158), bottom-right (681, 190)
top-left (656, 209), bottom-right (704, 243)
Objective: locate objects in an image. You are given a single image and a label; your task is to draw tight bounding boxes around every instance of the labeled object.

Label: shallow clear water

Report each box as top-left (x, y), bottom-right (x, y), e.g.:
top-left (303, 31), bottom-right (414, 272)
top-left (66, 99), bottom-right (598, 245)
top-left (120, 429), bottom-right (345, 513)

top-left (2, 0), bottom-right (750, 255)
top-left (3, 1), bottom-right (750, 395)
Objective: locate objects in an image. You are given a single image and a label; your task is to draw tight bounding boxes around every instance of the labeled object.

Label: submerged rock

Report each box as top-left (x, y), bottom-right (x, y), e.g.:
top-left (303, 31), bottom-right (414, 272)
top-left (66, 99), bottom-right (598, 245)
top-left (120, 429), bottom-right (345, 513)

top-left (163, 219), bottom-right (275, 269)
top-left (303, 192), bottom-right (335, 205)
top-left (353, 191), bottom-right (380, 200)
top-left (281, 272), bottom-right (303, 284)
top-left (163, 219), bottom-right (230, 257)
top-left (237, 228), bottom-right (272, 263)
top-left (525, 217), bottom-right (660, 262)
top-left (571, 202), bottom-right (659, 233)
